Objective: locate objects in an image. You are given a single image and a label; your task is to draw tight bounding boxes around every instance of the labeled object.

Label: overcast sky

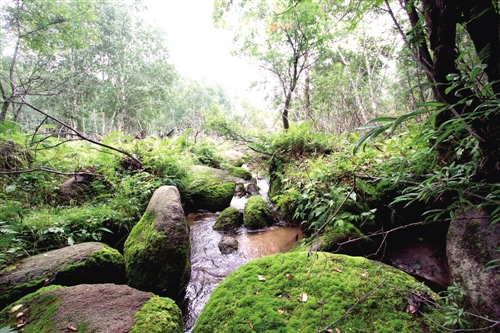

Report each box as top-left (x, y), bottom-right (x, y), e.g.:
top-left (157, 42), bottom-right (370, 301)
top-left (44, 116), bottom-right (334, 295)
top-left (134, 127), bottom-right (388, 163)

top-left (143, 0), bottom-right (261, 93)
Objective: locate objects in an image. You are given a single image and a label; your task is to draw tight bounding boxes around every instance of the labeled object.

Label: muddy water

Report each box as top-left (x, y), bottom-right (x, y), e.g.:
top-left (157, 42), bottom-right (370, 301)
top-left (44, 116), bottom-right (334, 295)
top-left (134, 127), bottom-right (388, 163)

top-left (182, 178), bottom-right (302, 331)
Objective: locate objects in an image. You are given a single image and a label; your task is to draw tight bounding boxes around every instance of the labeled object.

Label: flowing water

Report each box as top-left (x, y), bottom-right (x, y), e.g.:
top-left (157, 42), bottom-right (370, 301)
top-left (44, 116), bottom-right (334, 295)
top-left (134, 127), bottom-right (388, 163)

top-left (182, 178), bottom-right (303, 332)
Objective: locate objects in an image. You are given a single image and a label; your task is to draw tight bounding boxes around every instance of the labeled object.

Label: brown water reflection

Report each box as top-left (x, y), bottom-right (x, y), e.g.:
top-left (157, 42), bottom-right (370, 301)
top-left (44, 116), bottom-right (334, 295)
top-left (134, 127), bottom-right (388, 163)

top-left (236, 226), bottom-right (303, 260)
top-left (182, 211), bottom-right (302, 332)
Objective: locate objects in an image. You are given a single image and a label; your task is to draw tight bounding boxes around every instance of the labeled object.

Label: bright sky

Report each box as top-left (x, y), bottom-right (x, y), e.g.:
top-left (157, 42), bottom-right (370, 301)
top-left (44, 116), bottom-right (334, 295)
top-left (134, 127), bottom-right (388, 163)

top-left (143, 0), bottom-right (263, 98)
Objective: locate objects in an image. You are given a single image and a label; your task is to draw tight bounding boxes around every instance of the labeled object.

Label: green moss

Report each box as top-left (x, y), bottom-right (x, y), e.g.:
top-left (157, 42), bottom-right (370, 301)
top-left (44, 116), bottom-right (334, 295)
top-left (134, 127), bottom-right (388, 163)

top-left (227, 167), bottom-right (252, 181)
top-left (57, 245), bottom-right (125, 285)
top-left (318, 222), bottom-right (373, 255)
top-left (213, 207), bottom-right (243, 231)
top-left (193, 252), bottom-right (446, 333)
top-left (194, 181), bottom-right (235, 212)
top-left (0, 278), bottom-right (46, 310)
top-left (243, 196), bottom-right (274, 230)
top-left (131, 296), bottom-right (183, 333)
top-left (124, 213), bottom-right (190, 298)
top-left (0, 285), bottom-right (64, 333)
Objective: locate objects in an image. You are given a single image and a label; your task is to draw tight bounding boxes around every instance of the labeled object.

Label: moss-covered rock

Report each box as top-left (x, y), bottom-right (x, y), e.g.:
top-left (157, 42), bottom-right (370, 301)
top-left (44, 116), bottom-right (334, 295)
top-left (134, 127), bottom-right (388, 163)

top-left (227, 166), bottom-right (252, 181)
top-left (0, 284), bottom-right (183, 333)
top-left (193, 252), bottom-right (446, 333)
top-left (213, 207), bottom-right (243, 232)
top-left (184, 165), bottom-right (237, 212)
top-left (0, 242), bottom-right (124, 309)
top-left (124, 186), bottom-right (190, 299)
top-left (243, 196), bottom-right (274, 230)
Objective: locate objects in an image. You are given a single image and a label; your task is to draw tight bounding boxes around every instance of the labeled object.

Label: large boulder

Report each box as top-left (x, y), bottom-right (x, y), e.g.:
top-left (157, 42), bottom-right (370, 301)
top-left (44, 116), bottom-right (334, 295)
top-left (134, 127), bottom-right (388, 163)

top-left (124, 186), bottom-right (190, 299)
top-left (447, 208), bottom-right (500, 321)
top-left (0, 284), bottom-right (183, 333)
top-left (0, 242), bottom-right (124, 309)
top-left (192, 252), bottom-right (446, 333)
top-left (213, 207), bottom-right (243, 232)
top-left (184, 165), bottom-right (236, 212)
top-left (243, 196), bottom-right (274, 230)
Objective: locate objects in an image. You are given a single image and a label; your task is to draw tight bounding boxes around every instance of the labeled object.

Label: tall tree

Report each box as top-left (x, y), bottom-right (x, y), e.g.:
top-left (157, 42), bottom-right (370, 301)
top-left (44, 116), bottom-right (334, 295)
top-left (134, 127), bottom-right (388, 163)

top-left (213, 0), bottom-right (334, 130)
top-left (0, 0), bottom-right (97, 122)
top-left (385, 0), bottom-right (500, 181)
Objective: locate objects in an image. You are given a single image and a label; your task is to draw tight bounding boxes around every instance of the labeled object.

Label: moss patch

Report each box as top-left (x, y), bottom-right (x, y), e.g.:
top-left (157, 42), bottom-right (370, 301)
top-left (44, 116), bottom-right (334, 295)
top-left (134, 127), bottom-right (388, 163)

top-left (124, 213), bottom-right (190, 298)
top-left (0, 242), bottom-right (123, 309)
top-left (131, 296), bottom-right (183, 333)
top-left (192, 252), bottom-right (446, 333)
top-left (56, 245), bottom-right (125, 285)
top-left (316, 222), bottom-right (373, 255)
top-left (213, 207), bottom-right (243, 232)
top-left (243, 196), bottom-right (274, 230)
top-left (193, 182), bottom-right (235, 212)
top-left (227, 167), bottom-right (252, 181)
top-left (0, 285), bottom-right (64, 333)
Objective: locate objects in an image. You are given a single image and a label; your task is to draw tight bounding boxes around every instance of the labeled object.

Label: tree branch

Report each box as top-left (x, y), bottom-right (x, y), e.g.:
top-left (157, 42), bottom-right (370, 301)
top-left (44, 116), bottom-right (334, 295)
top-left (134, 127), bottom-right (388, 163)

top-left (17, 97), bottom-right (142, 168)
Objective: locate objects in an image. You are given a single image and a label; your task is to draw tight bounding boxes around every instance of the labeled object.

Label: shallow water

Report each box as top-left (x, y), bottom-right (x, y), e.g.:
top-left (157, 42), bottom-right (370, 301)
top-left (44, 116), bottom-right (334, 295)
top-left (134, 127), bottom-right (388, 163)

top-left (182, 176), bottom-right (302, 331)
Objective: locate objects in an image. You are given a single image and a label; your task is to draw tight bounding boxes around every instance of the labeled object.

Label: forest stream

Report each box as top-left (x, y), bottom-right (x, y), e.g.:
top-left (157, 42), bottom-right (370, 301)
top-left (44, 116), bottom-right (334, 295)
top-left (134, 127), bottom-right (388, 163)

top-left (181, 178), bottom-right (303, 332)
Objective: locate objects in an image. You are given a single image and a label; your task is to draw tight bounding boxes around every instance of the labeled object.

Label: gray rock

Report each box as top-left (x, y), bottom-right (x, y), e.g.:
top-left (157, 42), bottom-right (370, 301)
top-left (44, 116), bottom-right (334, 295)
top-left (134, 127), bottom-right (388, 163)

top-left (0, 242), bottom-right (124, 309)
top-left (124, 186), bottom-right (190, 299)
top-left (447, 208), bottom-right (500, 321)
top-left (0, 284), bottom-right (183, 333)
top-left (218, 236), bottom-right (239, 254)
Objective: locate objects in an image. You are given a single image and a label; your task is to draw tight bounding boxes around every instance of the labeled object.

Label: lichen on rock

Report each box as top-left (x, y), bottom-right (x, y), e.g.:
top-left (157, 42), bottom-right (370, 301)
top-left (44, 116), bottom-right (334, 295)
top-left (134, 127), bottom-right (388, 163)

top-left (192, 252), bottom-right (446, 333)
top-left (124, 186), bottom-right (190, 299)
top-left (447, 208), bottom-right (500, 322)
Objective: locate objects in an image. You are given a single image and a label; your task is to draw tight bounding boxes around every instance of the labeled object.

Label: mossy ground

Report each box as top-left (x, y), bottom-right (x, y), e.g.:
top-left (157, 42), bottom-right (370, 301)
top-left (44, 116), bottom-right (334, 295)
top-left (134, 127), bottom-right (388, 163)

top-left (193, 252), bottom-right (446, 333)
top-left (243, 196), bottom-right (274, 230)
top-left (124, 213), bottom-right (190, 298)
top-left (131, 296), bottom-right (183, 333)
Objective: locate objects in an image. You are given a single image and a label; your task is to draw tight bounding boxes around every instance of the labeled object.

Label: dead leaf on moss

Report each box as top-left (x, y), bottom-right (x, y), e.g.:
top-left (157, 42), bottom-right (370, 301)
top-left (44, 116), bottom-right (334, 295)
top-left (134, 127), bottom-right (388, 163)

top-left (66, 325), bottom-right (78, 332)
top-left (257, 275), bottom-right (266, 281)
top-left (334, 268), bottom-right (342, 273)
top-left (10, 304), bottom-right (23, 313)
top-left (360, 272), bottom-right (369, 278)
top-left (298, 292), bottom-right (308, 302)
top-left (15, 312), bottom-right (24, 319)
top-left (249, 322), bottom-right (254, 330)
top-left (336, 328), bottom-right (342, 333)
top-left (278, 308), bottom-right (285, 314)
top-left (285, 273), bottom-right (294, 280)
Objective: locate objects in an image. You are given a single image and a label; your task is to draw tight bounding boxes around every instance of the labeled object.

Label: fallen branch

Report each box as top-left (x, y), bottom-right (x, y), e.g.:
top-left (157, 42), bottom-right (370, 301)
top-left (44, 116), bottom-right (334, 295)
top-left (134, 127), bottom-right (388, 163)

top-left (0, 166), bottom-right (102, 177)
top-left (334, 216), bottom-right (489, 256)
top-left (16, 97), bottom-right (142, 168)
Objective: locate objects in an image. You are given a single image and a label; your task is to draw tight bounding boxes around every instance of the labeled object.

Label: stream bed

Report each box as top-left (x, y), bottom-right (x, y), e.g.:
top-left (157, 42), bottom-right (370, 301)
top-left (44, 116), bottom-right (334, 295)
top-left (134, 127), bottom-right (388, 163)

top-left (181, 178), bottom-right (303, 331)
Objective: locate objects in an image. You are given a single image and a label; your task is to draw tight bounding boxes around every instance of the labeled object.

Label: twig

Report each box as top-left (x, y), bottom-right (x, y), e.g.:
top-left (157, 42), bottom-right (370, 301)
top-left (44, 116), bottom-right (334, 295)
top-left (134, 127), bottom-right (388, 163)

top-left (17, 96), bottom-right (143, 167)
top-left (310, 179), bottom-right (356, 240)
top-left (0, 166), bottom-right (102, 177)
top-left (317, 279), bottom-right (386, 333)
